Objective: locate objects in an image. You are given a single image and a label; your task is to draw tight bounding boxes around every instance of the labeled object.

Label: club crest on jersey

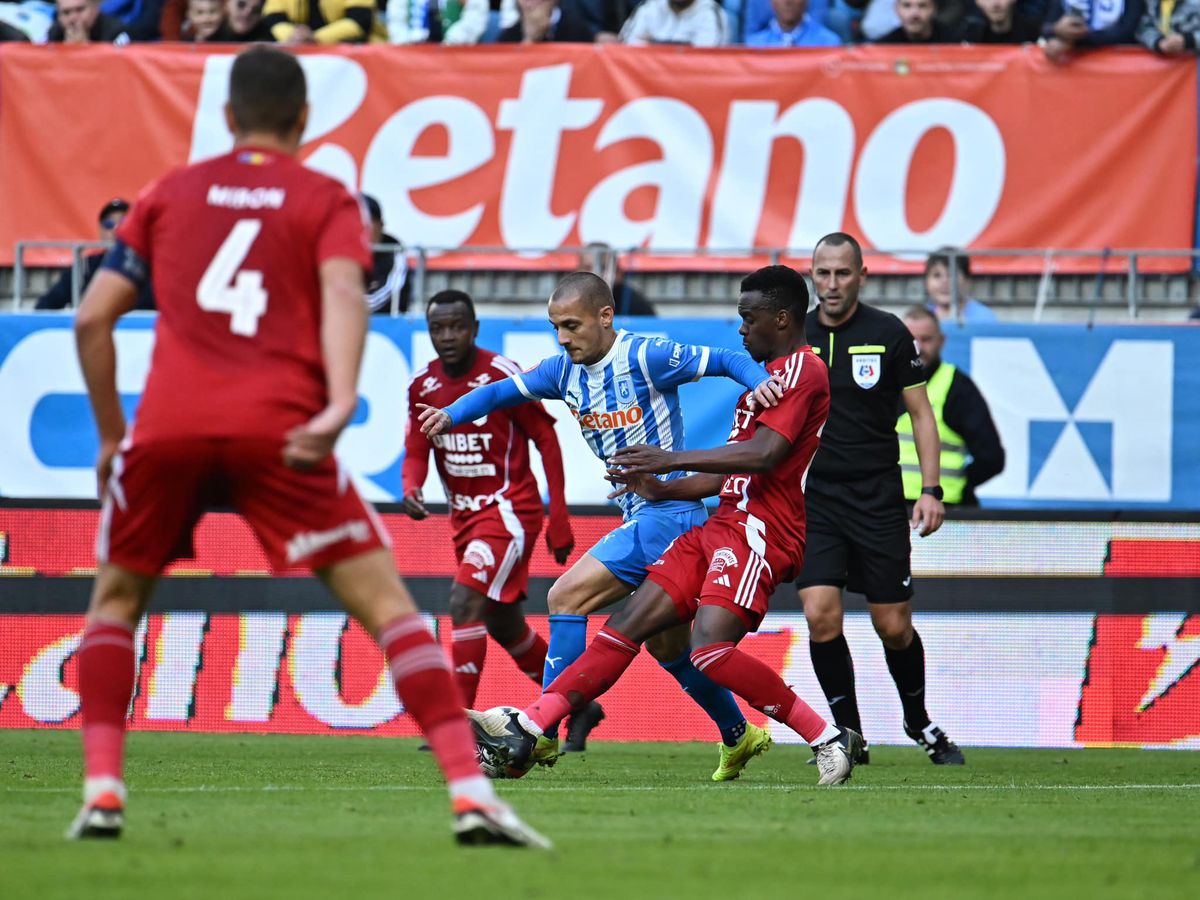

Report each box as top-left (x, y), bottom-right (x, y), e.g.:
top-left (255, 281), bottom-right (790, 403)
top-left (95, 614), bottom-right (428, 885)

top-left (468, 373), bottom-right (492, 389)
top-left (418, 376), bottom-right (442, 398)
top-left (615, 375), bottom-right (634, 405)
top-left (463, 539), bottom-right (495, 571)
top-left (852, 354), bottom-right (881, 389)
top-left (707, 548), bottom-right (740, 574)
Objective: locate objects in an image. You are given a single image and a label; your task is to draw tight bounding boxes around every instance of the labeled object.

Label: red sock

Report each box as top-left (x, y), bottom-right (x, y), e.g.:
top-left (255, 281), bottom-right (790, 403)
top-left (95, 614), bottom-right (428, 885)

top-left (526, 627), bottom-right (639, 732)
top-left (379, 615), bottom-right (479, 784)
top-left (450, 622), bottom-right (488, 708)
top-left (692, 642), bottom-right (829, 744)
top-left (502, 624), bottom-right (547, 684)
top-left (78, 621), bottom-right (137, 782)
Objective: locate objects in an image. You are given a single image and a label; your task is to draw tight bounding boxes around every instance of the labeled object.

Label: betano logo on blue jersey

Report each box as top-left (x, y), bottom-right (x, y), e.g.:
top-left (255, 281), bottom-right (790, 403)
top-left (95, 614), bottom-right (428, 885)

top-left (571, 405), bottom-right (645, 431)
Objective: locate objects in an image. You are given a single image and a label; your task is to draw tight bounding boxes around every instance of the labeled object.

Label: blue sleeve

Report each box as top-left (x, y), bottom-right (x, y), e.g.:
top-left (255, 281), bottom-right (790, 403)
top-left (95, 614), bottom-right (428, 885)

top-left (99, 240), bottom-right (150, 290)
top-left (705, 347), bottom-right (772, 392)
top-left (443, 355), bottom-right (565, 427)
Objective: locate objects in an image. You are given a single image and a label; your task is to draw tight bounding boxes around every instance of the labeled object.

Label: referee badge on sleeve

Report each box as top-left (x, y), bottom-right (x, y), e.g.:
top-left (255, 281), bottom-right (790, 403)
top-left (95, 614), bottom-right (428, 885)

top-left (852, 354), bottom-right (881, 389)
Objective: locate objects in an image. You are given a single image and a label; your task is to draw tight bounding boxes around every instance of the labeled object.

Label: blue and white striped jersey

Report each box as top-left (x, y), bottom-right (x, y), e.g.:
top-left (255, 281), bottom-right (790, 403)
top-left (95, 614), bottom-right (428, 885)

top-left (443, 331), bottom-right (769, 518)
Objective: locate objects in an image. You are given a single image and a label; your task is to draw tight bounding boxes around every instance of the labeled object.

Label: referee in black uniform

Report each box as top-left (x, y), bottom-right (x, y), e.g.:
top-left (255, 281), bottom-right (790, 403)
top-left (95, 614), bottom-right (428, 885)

top-left (797, 233), bottom-right (964, 765)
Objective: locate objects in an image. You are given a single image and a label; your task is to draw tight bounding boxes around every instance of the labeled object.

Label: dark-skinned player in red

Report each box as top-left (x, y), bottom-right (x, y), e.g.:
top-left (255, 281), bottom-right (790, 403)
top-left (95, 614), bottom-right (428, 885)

top-left (402, 289), bottom-right (574, 710)
top-left (468, 265), bottom-right (865, 786)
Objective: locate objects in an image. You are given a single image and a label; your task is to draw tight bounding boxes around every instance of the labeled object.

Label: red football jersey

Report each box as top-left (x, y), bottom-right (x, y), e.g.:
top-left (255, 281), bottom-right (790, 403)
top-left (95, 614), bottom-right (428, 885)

top-left (116, 147), bottom-right (372, 442)
top-left (402, 349), bottom-right (569, 539)
top-left (713, 346), bottom-right (830, 556)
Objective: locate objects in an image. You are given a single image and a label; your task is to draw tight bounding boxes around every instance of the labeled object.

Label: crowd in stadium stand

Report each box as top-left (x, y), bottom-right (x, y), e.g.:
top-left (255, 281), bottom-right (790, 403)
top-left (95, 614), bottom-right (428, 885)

top-left (0, 0), bottom-right (1196, 56)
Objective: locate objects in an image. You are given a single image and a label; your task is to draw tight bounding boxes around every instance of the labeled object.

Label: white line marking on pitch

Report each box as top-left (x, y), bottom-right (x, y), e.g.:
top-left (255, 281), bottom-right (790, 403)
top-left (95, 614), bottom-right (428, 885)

top-left (5, 783), bottom-right (1200, 795)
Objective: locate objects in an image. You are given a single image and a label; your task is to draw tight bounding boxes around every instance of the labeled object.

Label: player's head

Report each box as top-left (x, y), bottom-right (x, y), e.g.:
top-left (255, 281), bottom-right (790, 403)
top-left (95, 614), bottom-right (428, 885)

top-left (426, 290), bottom-right (478, 370)
top-left (737, 266), bottom-right (810, 362)
top-left (224, 47), bottom-right (309, 150)
top-left (903, 304), bottom-right (943, 369)
top-left (548, 272), bottom-right (617, 365)
top-left (924, 247), bottom-right (972, 312)
top-left (812, 232), bottom-right (866, 324)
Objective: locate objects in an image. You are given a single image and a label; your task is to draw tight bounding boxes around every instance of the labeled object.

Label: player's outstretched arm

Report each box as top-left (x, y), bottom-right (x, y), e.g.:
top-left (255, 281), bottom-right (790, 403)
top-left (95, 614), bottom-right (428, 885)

top-left (703, 347), bottom-right (786, 408)
top-left (75, 268), bottom-right (139, 499)
top-left (418, 356), bottom-right (565, 436)
top-left (284, 258), bottom-right (367, 469)
top-left (610, 426), bottom-right (792, 477)
top-left (606, 469), bottom-right (723, 503)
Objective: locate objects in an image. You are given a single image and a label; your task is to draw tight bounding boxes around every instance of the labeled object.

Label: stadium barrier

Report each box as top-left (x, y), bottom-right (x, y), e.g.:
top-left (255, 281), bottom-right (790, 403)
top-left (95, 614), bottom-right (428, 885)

top-left (2, 315), bottom-right (1198, 510)
top-left (1, 507), bottom-right (1197, 749)
top-left (0, 45), bottom-right (1194, 273)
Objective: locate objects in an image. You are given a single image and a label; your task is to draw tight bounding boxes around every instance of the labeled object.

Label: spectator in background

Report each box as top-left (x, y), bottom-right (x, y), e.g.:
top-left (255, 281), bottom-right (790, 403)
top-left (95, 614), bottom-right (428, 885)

top-left (746, 0), bottom-right (842, 44)
top-left (387, 0), bottom-right (490, 44)
top-left (38, 199), bottom-right (155, 311)
top-left (576, 242), bottom-right (656, 315)
top-left (182, 0), bottom-right (223, 38)
top-left (875, 0), bottom-right (959, 42)
top-left (99, 0), bottom-right (166, 37)
top-left (1041, 0), bottom-right (1140, 63)
top-left (924, 249), bottom-right (998, 324)
top-left (741, 0), bottom-right (859, 43)
top-left (960, 0), bottom-right (1042, 42)
top-left (163, 0), bottom-right (273, 39)
top-left (899, 306), bottom-right (1005, 507)
top-left (616, 0), bottom-right (727, 45)
top-left (263, 0), bottom-right (386, 42)
top-left (362, 194), bottom-right (412, 315)
top-left (499, 0), bottom-right (595, 40)
top-left (1137, 0), bottom-right (1200, 55)
top-left (47, 0), bottom-right (132, 42)
top-left (212, 0), bottom-right (273, 38)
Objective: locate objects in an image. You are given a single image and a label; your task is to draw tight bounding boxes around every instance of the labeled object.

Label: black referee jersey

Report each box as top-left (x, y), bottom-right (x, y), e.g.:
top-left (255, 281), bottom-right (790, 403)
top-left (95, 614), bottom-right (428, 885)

top-left (805, 303), bottom-right (926, 483)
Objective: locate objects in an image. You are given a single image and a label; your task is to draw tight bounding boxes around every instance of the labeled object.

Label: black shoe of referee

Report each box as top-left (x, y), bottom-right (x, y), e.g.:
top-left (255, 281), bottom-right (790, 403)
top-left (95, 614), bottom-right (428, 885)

top-left (904, 722), bottom-right (965, 765)
top-left (562, 701), bottom-right (605, 753)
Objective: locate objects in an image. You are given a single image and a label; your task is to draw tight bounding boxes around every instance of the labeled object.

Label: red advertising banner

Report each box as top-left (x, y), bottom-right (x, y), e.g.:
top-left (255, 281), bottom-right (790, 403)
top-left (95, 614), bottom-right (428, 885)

top-left (0, 613), bottom-right (787, 741)
top-left (5, 612), bottom-right (1198, 748)
top-left (0, 45), bottom-right (1194, 272)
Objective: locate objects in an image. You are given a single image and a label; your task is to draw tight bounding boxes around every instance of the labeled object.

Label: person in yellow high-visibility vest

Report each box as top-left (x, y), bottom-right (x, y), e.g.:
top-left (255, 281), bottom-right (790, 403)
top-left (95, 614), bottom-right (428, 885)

top-left (898, 306), bottom-right (1005, 506)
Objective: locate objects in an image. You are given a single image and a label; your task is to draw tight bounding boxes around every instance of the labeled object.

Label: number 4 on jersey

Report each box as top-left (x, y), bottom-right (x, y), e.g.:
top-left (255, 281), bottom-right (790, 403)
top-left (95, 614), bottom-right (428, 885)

top-left (197, 219), bottom-right (268, 336)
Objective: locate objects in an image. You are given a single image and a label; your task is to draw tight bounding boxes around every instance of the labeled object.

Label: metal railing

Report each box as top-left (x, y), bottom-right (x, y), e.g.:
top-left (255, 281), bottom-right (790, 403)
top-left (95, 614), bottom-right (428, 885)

top-left (10, 241), bottom-right (1199, 321)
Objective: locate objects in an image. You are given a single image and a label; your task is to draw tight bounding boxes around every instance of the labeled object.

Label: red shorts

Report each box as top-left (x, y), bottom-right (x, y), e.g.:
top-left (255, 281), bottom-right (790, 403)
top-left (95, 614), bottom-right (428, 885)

top-left (451, 511), bottom-right (540, 605)
top-left (646, 514), bottom-right (800, 631)
top-left (98, 437), bottom-right (389, 576)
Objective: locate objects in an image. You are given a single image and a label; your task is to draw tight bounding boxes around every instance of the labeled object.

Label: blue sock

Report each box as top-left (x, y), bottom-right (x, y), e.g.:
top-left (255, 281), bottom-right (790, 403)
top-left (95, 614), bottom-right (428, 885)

top-left (541, 614), bottom-right (588, 739)
top-left (660, 650), bottom-right (747, 747)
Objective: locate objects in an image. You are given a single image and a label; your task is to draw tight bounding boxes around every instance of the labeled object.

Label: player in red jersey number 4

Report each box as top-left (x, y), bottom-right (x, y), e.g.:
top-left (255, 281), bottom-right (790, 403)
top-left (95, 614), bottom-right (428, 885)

top-left (470, 266), bottom-right (865, 786)
top-left (67, 46), bottom-right (548, 849)
top-left (402, 290), bottom-right (574, 709)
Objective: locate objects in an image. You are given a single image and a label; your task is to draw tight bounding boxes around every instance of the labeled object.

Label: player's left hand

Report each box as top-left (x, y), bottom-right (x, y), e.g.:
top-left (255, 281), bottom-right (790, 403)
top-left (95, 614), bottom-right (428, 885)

top-left (748, 373), bottom-right (785, 410)
top-left (608, 444), bottom-right (673, 475)
top-left (547, 535), bottom-right (575, 566)
top-left (606, 468), bottom-right (664, 501)
top-left (910, 494), bottom-right (945, 538)
top-left (416, 404), bottom-right (452, 437)
top-left (283, 404), bottom-right (352, 469)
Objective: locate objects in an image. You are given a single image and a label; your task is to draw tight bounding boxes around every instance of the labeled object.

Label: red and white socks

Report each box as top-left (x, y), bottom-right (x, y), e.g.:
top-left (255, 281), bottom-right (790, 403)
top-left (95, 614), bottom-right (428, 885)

top-left (78, 620), bottom-right (137, 803)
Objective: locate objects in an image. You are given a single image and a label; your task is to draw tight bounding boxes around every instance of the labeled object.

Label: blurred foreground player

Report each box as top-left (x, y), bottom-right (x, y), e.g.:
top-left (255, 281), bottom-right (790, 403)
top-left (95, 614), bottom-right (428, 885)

top-left (468, 266), bottom-right (865, 785)
top-left (68, 46), bottom-right (548, 849)
top-left (402, 290), bottom-right (575, 707)
top-left (419, 273), bottom-right (779, 779)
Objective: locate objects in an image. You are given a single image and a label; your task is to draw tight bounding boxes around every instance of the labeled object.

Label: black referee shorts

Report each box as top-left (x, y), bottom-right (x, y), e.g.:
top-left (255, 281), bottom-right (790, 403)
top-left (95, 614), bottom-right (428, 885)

top-left (795, 470), bottom-right (914, 604)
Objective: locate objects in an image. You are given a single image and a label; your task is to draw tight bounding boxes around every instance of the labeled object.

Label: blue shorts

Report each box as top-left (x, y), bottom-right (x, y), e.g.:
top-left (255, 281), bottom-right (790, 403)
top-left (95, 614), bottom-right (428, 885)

top-left (588, 505), bottom-right (709, 588)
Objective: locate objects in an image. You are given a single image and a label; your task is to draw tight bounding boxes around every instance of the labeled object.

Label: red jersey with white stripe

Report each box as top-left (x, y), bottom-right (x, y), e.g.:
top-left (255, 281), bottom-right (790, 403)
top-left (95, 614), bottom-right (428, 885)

top-left (712, 346), bottom-right (830, 557)
top-left (115, 147), bottom-right (372, 442)
top-left (402, 349), bottom-right (567, 537)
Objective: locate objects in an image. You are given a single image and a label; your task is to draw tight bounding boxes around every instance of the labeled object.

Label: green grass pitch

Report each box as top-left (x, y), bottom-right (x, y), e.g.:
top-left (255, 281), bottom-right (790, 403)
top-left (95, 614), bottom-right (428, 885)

top-left (2, 730), bottom-right (1197, 900)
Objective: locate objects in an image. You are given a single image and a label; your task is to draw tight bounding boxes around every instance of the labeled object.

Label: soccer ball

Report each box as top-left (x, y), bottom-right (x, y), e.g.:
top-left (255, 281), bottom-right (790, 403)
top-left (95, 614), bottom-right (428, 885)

top-left (472, 706), bottom-right (537, 780)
